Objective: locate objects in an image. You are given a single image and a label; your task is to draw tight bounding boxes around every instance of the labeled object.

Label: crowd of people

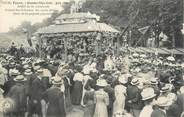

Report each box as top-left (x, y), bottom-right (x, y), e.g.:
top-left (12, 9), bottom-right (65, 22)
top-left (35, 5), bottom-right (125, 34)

top-left (0, 44), bottom-right (183, 117)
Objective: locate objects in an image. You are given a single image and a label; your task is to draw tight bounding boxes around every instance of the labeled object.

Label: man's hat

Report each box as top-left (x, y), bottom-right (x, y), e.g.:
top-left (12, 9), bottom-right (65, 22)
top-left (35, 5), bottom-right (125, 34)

top-left (14, 75), bottom-right (26, 82)
top-left (155, 97), bottom-right (172, 107)
top-left (141, 87), bottom-right (156, 100)
top-left (52, 76), bottom-right (63, 85)
top-left (150, 78), bottom-right (158, 85)
top-left (131, 78), bottom-right (139, 85)
top-left (11, 69), bottom-right (20, 76)
top-left (24, 69), bottom-right (32, 75)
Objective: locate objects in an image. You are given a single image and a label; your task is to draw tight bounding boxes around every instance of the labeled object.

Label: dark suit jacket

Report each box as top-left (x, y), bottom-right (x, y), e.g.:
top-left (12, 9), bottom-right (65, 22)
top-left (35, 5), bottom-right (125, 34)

top-left (126, 85), bottom-right (143, 109)
top-left (3, 78), bottom-right (16, 96)
top-left (31, 77), bottom-right (46, 101)
top-left (42, 87), bottom-right (66, 117)
top-left (7, 83), bottom-right (27, 112)
top-left (151, 109), bottom-right (167, 117)
top-left (176, 93), bottom-right (184, 116)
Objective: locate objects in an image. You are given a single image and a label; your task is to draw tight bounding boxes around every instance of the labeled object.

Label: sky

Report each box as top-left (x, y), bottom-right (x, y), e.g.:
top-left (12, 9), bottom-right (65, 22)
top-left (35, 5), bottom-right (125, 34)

top-left (0, 0), bottom-right (78, 33)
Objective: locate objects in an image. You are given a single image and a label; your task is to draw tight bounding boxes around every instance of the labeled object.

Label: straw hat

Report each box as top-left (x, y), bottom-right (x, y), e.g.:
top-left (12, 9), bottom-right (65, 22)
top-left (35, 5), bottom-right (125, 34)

top-left (141, 87), bottom-right (156, 100)
top-left (11, 69), bottom-right (20, 76)
top-left (96, 79), bottom-right (108, 87)
top-left (14, 75), bottom-right (26, 82)
top-left (52, 76), bottom-right (63, 85)
top-left (160, 85), bottom-right (170, 93)
top-left (150, 78), bottom-right (158, 85)
top-left (118, 75), bottom-right (128, 84)
top-left (24, 69), bottom-right (32, 75)
top-left (131, 78), bottom-right (139, 85)
top-left (155, 96), bottom-right (172, 107)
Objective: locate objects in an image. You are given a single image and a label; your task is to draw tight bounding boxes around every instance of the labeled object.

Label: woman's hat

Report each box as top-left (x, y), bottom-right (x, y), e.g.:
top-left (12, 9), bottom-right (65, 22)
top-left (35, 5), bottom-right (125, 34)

top-left (118, 75), bottom-right (128, 84)
top-left (96, 79), bottom-right (108, 87)
top-left (131, 78), bottom-right (139, 85)
top-left (150, 78), bottom-right (158, 85)
top-left (155, 96), bottom-right (172, 107)
top-left (52, 76), bottom-right (63, 85)
top-left (141, 87), bottom-right (156, 100)
top-left (24, 69), bottom-right (32, 75)
top-left (14, 75), bottom-right (26, 82)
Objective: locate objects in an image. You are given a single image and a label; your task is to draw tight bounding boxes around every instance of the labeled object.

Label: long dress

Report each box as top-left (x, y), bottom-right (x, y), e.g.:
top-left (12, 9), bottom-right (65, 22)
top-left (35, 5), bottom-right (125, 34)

top-left (113, 85), bottom-right (126, 116)
top-left (93, 89), bottom-right (109, 117)
top-left (71, 72), bottom-right (84, 105)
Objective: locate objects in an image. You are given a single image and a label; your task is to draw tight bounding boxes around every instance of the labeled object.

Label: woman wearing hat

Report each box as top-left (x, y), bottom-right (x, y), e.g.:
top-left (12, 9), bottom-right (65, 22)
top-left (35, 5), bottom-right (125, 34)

top-left (93, 79), bottom-right (109, 117)
top-left (113, 75), bottom-right (127, 116)
top-left (139, 87), bottom-right (156, 117)
top-left (151, 96), bottom-right (172, 117)
top-left (71, 67), bottom-right (84, 105)
top-left (41, 76), bottom-right (66, 117)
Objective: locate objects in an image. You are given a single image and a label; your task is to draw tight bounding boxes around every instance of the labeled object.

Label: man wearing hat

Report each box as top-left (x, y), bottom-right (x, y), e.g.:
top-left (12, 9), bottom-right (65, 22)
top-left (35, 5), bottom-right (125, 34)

top-left (139, 87), bottom-right (156, 117)
top-left (126, 78), bottom-right (143, 117)
top-left (151, 96), bottom-right (172, 117)
top-left (3, 69), bottom-right (19, 96)
top-left (28, 69), bottom-right (46, 117)
top-left (7, 75), bottom-right (27, 117)
top-left (41, 76), bottom-right (66, 117)
top-left (150, 78), bottom-right (160, 98)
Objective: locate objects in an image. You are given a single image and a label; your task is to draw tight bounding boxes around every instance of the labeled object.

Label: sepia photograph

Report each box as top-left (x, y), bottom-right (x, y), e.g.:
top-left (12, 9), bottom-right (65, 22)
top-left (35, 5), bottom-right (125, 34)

top-left (0, 0), bottom-right (184, 117)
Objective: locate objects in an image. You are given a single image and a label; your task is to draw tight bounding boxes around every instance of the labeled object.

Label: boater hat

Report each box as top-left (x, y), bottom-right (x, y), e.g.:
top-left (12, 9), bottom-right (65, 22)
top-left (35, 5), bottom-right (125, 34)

top-left (141, 87), bottom-right (156, 100)
top-left (155, 96), bottom-right (172, 107)
top-left (150, 78), bottom-right (158, 85)
top-left (52, 77), bottom-right (63, 85)
top-left (24, 69), bottom-right (32, 75)
top-left (14, 75), bottom-right (26, 82)
top-left (131, 78), bottom-right (139, 85)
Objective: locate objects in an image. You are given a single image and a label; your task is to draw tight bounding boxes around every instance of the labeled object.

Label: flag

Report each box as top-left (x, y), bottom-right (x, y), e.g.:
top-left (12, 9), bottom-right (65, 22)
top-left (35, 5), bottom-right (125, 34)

top-left (138, 26), bottom-right (150, 35)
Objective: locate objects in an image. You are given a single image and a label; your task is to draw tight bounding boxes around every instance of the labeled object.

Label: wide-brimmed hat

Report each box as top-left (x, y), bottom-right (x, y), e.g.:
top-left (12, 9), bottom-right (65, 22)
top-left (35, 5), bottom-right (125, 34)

top-left (14, 75), bottom-right (26, 82)
top-left (11, 69), bottom-right (20, 76)
top-left (141, 87), bottom-right (156, 100)
top-left (155, 96), bottom-right (172, 107)
top-left (52, 76), bottom-right (63, 85)
top-left (24, 69), bottom-right (33, 75)
top-left (96, 79), bottom-right (108, 87)
top-left (118, 75), bottom-right (128, 84)
top-left (150, 78), bottom-right (158, 85)
top-left (131, 78), bottom-right (139, 85)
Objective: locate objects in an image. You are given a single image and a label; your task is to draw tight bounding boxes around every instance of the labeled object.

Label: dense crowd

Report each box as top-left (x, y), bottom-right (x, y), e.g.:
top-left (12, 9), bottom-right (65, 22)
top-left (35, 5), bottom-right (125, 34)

top-left (0, 44), bottom-right (183, 117)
